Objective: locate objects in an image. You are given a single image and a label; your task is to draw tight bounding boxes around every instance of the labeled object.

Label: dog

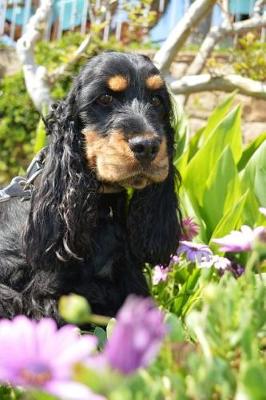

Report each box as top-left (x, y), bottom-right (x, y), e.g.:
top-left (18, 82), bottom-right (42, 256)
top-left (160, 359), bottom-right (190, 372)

top-left (0, 52), bottom-right (181, 321)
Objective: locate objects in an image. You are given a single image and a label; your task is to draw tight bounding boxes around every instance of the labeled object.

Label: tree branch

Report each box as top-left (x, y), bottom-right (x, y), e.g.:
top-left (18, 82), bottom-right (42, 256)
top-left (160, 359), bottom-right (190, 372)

top-left (253, 0), bottom-right (266, 17)
top-left (170, 74), bottom-right (266, 99)
top-left (49, 34), bottom-right (91, 83)
top-left (16, 0), bottom-right (53, 112)
top-left (153, 0), bottom-right (217, 74)
top-left (187, 14), bottom-right (266, 76)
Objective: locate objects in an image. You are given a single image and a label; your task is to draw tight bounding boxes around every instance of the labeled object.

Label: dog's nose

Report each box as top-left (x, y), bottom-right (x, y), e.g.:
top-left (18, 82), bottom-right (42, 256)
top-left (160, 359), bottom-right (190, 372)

top-left (129, 136), bottom-right (160, 162)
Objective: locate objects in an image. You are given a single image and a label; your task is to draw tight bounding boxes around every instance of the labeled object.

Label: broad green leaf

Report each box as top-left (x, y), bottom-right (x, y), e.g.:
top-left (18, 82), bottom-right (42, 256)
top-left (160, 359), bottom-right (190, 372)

top-left (240, 363), bottom-right (266, 400)
top-left (241, 140), bottom-right (266, 206)
top-left (186, 92), bottom-right (236, 162)
top-left (201, 91), bottom-right (237, 141)
top-left (180, 188), bottom-right (208, 243)
top-left (201, 147), bottom-right (240, 239)
top-left (210, 191), bottom-right (248, 245)
top-left (183, 106), bottom-right (243, 205)
top-left (187, 126), bottom-right (204, 161)
top-left (242, 190), bottom-right (261, 227)
top-left (238, 131), bottom-right (266, 171)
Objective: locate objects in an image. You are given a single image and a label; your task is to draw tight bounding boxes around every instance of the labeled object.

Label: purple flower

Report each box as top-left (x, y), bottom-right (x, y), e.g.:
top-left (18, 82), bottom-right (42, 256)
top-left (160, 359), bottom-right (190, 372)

top-left (177, 240), bottom-right (213, 264)
top-left (152, 265), bottom-right (170, 285)
top-left (212, 225), bottom-right (266, 252)
top-left (104, 296), bottom-right (166, 375)
top-left (181, 217), bottom-right (199, 241)
top-left (0, 316), bottom-right (103, 400)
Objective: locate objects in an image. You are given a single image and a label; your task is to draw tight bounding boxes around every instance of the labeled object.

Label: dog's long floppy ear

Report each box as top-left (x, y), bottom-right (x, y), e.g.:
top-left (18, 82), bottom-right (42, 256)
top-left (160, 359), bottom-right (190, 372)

top-left (23, 81), bottom-right (99, 268)
top-left (127, 124), bottom-right (182, 266)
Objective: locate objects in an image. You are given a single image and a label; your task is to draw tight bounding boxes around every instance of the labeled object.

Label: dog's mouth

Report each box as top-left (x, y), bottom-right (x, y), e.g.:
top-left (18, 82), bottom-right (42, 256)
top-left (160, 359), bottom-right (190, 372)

top-left (100, 162), bottom-right (169, 191)
top-left (119, 174), bottom-right (151, 190)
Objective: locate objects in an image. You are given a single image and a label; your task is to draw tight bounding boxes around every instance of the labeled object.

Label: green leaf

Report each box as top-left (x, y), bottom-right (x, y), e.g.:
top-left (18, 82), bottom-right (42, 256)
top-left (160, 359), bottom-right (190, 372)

top-left (241, 140), bottom-right (266, 206)
top-left (238, 131), bottom-right (266, 171)
top-left (34, 118), bottom-right (47, 153)
top-left (183, 106), bottom-right (243, 205)
top-left (201, 91), bottom-right (237, 141)
top-left (164, 313), bottom-right (185, 342)
top-left (240, 363), bottom-right (266, 400)
top-left (201, 146), bottom-right (241, 239)
top-left (94, 326), bottom-right (107, 350)
top-left (210, 191), bottom-right (248, 245)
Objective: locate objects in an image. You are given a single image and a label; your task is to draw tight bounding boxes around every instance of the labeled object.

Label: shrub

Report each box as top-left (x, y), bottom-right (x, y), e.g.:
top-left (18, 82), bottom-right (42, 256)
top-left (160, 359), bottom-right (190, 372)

top-left (232, 33), bottom-right (266, 82)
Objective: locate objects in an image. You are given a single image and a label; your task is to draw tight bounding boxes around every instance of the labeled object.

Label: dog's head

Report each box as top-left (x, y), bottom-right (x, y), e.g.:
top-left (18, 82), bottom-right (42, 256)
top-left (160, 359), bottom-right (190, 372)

top-left (66, 52), bottom-right (172, 190)
top-left (25, 52), bottom-right (181, 266)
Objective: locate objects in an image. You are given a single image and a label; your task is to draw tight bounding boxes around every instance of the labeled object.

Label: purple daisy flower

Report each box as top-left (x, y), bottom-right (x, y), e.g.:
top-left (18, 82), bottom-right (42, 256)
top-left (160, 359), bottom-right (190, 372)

top-left (152, 265), bottom-right (170, 285)
top-left (0, 316), bottom-right (104, 400)
top-left (181, 217), bottom-right (199, 241)
top-left (104, 296), bottom-right (166, 375)
top-left (212, 225), bottom-right (266, 252)
top-left (177, 240), bottom-right (213, 264)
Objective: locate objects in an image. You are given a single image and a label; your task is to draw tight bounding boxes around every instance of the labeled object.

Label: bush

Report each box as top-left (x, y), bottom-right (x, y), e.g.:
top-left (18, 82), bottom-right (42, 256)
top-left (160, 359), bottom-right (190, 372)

top-left (232, 33), bottom-right (266, 82)
top-left (0, 72), bottom-right (39, 184)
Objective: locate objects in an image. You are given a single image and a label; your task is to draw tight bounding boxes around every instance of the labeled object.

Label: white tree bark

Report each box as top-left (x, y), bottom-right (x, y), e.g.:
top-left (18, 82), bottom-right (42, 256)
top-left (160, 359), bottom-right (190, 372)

top-left (253, 0), bottom-right (266, 17)
top-left (153, 0), bottom-right (217, 74)
top-left (170, 74), bottom-right (266, 99)
top-left (187, 14), bottom-right (266, 76)
top-left (16, 0), bottom-right (53, 112)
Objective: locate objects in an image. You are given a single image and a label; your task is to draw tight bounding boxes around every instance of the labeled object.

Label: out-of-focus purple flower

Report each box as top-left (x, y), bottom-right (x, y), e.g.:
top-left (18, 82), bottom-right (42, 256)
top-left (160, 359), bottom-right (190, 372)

top-left (212, 225), bottom-right (266, 252)
top-left (104, 296), bottom-right (166, 375)
top-left (152, 265), bottom-right (170, 285)
top-left (177, 240), bottom-right (213, 264)
top-left (259, 207), bottom-right (266, 217)
top-left (0, 316), bottom-right (103, 400)
top-left (181, 217), bottom-right (199, 241)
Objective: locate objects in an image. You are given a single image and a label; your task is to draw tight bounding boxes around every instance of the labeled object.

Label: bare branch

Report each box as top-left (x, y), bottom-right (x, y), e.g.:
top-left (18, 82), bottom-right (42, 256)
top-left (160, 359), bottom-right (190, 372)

top-left (49, 34), bottom-right (91, 83)
top-left (187, 14), bottom-right (266, 76)
top-left (16, 0), bottom-right (53, 112)
top-left (153, 0), bottom-right (217, 74)
top-left (254, 0), bottom-right (266, 17)
top-left (170, 74), bottom-right (266, 100)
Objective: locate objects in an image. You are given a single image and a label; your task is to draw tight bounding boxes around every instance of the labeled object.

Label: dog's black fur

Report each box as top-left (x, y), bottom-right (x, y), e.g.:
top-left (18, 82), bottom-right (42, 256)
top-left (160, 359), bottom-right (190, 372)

top-left (0, 52), bottom-right (181, 321)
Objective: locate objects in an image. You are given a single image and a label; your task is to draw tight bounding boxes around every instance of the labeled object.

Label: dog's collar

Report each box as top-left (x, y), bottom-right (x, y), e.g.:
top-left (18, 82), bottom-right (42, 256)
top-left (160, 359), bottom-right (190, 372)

top-left (0, 148), bottom-right (46, 203)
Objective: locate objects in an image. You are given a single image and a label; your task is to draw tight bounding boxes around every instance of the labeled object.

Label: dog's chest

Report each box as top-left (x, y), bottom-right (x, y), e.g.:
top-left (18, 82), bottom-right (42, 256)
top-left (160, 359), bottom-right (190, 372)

top-left (92, 219), bottom-right (124, 278)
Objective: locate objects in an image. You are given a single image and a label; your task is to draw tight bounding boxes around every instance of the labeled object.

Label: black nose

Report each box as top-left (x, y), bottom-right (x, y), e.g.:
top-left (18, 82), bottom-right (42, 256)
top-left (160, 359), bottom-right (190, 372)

top-left (129, 136), bottom-right (161, 162)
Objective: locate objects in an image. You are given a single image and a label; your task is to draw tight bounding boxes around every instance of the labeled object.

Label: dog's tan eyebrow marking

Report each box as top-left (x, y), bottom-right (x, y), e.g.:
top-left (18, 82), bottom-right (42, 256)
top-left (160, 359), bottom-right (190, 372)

top-left (145, 75), bottom-right (164, 90)
top-left (107, 75), bottom-right (128, 92)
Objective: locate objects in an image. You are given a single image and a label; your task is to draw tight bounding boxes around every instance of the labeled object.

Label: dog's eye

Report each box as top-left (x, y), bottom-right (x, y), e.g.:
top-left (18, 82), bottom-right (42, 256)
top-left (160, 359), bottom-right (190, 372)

top-left (97, 94), bottom-right (113, 106)
top-left (151, 95), bottom-right (162, 107)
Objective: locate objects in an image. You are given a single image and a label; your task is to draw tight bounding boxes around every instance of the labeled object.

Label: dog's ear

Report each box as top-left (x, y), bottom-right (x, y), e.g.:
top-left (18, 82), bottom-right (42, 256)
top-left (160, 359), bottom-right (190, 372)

top-left (127, 165), bottom-right (181, 265)
top-left (127, 114), bottom-right (182, 265)
top-left (23, 82), bottom-right (99, 268)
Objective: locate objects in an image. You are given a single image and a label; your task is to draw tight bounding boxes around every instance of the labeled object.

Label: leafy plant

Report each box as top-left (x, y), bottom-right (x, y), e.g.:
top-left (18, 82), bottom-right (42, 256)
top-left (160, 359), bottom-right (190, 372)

top-left (175, 93), bottom-right (266, 245)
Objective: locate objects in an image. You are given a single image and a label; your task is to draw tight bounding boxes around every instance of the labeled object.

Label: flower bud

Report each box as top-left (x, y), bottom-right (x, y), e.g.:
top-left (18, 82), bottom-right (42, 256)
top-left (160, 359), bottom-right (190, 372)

top-left (59, 294), bottom-right (91, 324)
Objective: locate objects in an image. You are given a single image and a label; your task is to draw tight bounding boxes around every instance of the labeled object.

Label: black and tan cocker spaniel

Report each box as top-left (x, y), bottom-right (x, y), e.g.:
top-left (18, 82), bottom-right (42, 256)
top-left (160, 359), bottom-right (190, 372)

top-left (0, 52), bottom-right (181, 321)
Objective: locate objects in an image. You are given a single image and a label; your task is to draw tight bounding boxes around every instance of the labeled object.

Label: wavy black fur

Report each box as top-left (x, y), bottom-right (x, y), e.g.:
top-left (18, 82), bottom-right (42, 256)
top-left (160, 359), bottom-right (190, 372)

top-left (0, 52), bottom-right (181, 321)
